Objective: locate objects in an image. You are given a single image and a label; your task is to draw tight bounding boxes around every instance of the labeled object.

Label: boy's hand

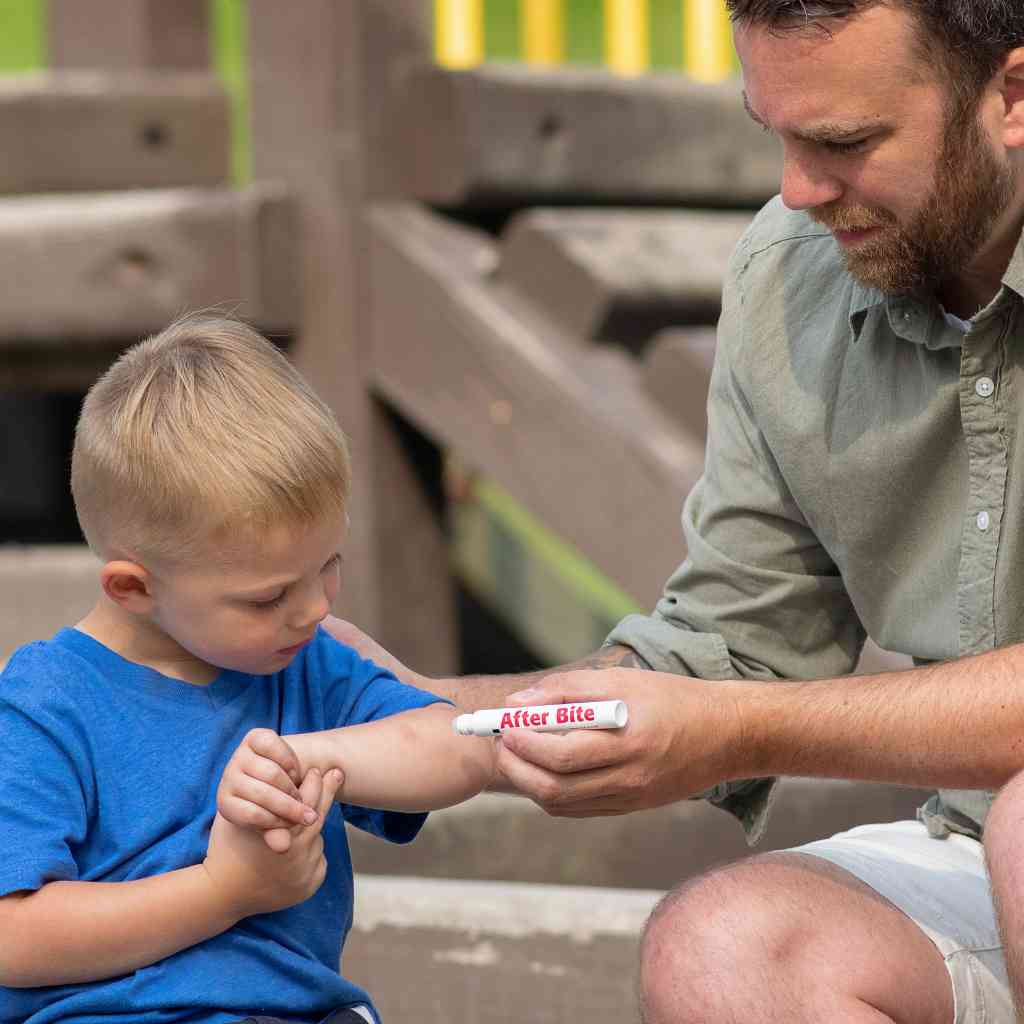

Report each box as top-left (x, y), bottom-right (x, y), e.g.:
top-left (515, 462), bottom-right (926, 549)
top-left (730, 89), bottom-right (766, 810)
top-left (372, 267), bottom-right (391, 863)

top-left (218, 728), bottom-right (323, 842)
top-left (204, 766), bottom-right (344, 919)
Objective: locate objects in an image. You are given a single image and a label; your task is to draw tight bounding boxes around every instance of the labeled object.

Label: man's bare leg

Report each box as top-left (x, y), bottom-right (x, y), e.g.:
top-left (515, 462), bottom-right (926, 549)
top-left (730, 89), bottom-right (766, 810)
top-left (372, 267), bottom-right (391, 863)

top-left (985, 769), bottom-right (1024, 1019)
top-left (639, 852), bottom-right (953, 1024)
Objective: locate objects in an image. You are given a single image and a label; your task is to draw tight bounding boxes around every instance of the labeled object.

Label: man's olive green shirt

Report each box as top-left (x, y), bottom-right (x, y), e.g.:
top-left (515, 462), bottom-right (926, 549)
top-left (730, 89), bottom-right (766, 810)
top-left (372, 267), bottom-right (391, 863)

top-left (609, 196), bottom-right (1024, 844)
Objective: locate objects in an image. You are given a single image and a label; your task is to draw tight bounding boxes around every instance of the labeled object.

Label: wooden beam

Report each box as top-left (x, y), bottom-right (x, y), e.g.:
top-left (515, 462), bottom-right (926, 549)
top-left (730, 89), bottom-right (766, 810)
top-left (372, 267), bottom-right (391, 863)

top-left (641, 327), bottom-right (718, 443)
top-left (249, 1), bottom-right (460, 676)
top-left (367, 203), bottom-right (705, 607)
top-left (0, 185), bottom-right (299, 373)
top-left (389, 64), bottom-right (781, 206)
top-left (48, 0), bottom-right (210, 71)
top-left (0, 72), bottom-right (230, 194)
top-left (498, 208), bottom-right (751, 348)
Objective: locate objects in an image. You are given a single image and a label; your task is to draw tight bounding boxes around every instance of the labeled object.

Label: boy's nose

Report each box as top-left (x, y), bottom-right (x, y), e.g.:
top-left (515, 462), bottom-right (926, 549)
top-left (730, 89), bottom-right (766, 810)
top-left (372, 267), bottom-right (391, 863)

top-left (292, 588), bottom-right (331, 631)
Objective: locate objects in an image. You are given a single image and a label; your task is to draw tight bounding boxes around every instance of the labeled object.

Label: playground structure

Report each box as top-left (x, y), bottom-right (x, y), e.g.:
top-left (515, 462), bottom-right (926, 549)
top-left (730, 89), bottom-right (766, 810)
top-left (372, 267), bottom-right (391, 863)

top-left (0, 3), bottom-right (926, 1020)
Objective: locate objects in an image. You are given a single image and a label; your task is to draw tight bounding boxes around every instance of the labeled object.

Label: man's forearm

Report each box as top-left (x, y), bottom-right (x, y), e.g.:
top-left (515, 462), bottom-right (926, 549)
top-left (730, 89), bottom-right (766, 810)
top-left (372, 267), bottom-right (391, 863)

top-left (737, 643), bottom-right (1024, 789)
top-left (0, 868), bottom-right (238, 987)
top-left (431, 645), bottom-right (649, 710)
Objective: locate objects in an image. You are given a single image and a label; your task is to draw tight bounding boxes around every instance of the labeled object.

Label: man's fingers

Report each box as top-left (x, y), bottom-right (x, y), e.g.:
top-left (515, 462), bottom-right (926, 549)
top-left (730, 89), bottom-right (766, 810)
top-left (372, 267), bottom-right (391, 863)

top-left (495, 741), bottom-right (634, 811)
top-left (499, 727), bottom-right (626, 775)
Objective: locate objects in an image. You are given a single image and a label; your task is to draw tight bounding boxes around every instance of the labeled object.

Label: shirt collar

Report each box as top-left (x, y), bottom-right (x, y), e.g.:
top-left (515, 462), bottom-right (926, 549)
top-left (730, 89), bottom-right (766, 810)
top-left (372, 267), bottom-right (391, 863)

top-left (848, 280), bottom-right (886, 343)
top-left (1002, 229), bottom-right (1024, 302)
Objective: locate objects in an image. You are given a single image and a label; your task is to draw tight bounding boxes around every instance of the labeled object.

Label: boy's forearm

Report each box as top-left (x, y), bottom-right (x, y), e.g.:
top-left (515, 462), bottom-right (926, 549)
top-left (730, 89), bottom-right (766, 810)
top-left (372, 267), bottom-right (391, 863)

top-left (0, 866), bottom-right (239, 987)
top-left (295, 705), bottom-right (496, 812)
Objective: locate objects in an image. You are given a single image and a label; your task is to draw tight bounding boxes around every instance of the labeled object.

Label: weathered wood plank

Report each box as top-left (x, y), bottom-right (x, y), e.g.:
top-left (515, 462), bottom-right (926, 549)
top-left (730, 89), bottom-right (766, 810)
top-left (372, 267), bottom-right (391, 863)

top-left (391, 64), bottom-right (782, 207)
top-left (367, 203), bottom-right (705, 607)
top-left (642, 327), bottom-right (718, 442)
top-left (498, 208), bottom-right (751, 348)
top-left (49, 0), bottom-right (210, 71)
top-left (0, 73), bottom-right (230, 194)
top-left (0, 185), bottom-right (299, 364)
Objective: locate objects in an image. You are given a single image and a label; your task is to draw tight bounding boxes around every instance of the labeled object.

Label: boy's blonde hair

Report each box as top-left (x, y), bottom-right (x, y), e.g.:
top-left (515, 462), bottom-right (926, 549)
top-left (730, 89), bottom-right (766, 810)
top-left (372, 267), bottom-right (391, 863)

top-left (72, 314), bottom-right (351, 565)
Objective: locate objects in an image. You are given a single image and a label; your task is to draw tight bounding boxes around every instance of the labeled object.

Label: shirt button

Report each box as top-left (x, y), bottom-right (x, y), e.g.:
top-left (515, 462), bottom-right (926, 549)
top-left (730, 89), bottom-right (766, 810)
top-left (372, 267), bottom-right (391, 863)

top-left (977, 510), bottom-right (991, 531)
top-left (976, 376), bottom-right (995, 398)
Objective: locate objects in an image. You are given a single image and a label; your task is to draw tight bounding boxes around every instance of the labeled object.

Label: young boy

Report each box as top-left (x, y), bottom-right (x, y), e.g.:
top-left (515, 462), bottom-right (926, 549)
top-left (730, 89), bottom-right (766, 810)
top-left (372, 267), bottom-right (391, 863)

top-left (0, 315), bottom-right (495, 1024)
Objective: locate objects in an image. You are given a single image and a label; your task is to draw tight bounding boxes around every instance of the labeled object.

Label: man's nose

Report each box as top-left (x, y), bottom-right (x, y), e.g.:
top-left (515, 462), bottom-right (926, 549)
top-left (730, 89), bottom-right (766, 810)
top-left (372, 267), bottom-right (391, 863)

top-left (780, 147), bottom-right (843, 211)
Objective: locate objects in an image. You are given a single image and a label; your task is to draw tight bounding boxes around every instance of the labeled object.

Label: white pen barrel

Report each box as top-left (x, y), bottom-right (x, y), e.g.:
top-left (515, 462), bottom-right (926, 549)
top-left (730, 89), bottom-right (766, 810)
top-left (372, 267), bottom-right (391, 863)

top-left (453, 700), bottom-right (628, 736)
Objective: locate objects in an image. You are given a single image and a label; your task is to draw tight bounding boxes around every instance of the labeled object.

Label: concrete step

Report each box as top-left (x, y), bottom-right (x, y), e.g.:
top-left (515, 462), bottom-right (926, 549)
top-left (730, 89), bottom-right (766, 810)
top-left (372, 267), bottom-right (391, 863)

top-left (0, 544), bottom-right (99, 664)
top-left (349, 780), bottom-right (930, 891)
top-left (347, 875), bottom-right (662, 1024)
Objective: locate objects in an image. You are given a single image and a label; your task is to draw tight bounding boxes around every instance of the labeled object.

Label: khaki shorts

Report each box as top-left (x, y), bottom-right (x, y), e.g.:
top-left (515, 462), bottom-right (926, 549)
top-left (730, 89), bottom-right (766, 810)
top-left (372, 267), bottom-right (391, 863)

top-left (795, 820), bottom-right (1010, 1023)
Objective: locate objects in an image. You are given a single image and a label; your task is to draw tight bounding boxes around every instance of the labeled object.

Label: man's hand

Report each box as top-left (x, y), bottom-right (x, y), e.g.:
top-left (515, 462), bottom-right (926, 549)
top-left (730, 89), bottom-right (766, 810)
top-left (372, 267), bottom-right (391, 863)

top-left (496, 668), bottom-right (744, 816)
top-left (204, 766), bottom-right (343, 919)
top-left (322, 616), bottom-right (425, 687)
top-left (218, 728), bottom-right (323, 850)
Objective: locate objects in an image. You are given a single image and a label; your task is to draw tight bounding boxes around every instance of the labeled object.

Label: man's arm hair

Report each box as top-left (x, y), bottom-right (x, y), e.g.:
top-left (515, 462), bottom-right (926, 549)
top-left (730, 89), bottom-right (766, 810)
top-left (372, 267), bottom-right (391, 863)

top-left (432, 644), bottom-right (650, 711)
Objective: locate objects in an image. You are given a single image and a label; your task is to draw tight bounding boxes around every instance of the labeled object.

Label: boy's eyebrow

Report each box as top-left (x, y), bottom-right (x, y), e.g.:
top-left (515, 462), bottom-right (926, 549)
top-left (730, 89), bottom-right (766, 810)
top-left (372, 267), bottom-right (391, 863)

top-left (741, 90), bottom-right (875, 143)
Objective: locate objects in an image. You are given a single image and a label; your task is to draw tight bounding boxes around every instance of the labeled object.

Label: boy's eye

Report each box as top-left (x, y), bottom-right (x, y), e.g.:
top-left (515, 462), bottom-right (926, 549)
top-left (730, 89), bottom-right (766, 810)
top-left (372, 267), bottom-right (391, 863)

top-left (322, 553), bottom-right (342, 574)
top-left (251, 593), bottom-right (285, 610)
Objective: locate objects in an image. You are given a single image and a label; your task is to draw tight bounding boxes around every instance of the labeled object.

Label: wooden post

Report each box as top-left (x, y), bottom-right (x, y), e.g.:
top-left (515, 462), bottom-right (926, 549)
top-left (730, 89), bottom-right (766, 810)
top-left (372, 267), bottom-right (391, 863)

top-left (48, 0), bottom-right (210, 70)
top-left (248, 1), bottom-right (459, 676)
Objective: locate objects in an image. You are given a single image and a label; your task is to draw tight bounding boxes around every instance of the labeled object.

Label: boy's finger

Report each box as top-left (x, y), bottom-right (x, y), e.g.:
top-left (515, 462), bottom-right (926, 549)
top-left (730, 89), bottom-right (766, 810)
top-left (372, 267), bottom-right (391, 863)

top-left (296, 767), bottom-right (323, 818)
top-left (263, 826), bottom-right (293, 853)
top-left (243, 754), bottom-right (304, 803)
top-left (219, 794), bottom-right (306, 832)
top-left (245, 729), bottom-right (303, 787)
top-left (234, 776), bottom-right (318, 826)
top-left (312, 768), bottom-right (344, 828)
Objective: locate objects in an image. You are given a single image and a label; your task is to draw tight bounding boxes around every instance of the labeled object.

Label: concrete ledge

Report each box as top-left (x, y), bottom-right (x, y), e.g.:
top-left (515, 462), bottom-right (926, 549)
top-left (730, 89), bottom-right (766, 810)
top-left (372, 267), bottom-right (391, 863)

top-left (349, 779), bottom-right (929, 890)
top-left (0, 545), bottom-right (99, 664)
top-left (347, 875), bottom-right (662, 1024)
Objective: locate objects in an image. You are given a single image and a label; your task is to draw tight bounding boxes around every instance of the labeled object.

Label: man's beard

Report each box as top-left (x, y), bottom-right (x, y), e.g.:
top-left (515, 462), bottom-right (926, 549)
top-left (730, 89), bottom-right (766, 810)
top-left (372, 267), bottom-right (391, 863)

top-left (811, 112), bottom-right (1016, 296)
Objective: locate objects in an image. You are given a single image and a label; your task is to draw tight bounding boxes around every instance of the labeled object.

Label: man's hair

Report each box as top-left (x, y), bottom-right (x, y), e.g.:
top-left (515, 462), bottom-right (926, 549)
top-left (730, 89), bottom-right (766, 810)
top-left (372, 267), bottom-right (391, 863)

top-left (72, 314), bottom-right (352, 565)
top-left (725, 1), bottom-right (1024, 112)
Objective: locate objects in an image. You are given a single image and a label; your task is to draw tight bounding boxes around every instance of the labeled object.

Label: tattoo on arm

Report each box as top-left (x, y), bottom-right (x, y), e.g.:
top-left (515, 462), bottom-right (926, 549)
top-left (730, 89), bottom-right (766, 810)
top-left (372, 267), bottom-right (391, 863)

top-left (538, 645), bottom-right (651, 681)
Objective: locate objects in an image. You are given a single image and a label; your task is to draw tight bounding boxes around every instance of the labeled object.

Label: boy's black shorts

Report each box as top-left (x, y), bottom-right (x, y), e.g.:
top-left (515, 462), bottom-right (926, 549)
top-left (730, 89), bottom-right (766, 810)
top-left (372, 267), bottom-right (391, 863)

top-left (231, 1011), bottom-right (368, 1024)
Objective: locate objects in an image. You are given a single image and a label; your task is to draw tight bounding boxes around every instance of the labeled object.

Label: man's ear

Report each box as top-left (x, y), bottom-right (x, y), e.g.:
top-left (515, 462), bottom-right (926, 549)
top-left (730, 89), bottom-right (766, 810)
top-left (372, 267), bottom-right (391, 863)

top-left (100, 560), bottom-right (154, 614)
top-left (1000, 47), bottom-right (1024, 150)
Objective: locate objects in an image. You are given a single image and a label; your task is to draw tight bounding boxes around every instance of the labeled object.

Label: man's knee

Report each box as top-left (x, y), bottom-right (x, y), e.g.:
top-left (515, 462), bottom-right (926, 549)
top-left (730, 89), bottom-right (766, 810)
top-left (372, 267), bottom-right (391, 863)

top-left (639, 857), bottom-right (804, 1023)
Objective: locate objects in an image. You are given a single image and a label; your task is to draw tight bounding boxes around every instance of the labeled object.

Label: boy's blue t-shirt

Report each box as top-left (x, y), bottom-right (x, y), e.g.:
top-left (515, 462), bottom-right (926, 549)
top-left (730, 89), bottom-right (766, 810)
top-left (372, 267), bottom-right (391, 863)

top-left (0, 626), bottom-right (447, 1024)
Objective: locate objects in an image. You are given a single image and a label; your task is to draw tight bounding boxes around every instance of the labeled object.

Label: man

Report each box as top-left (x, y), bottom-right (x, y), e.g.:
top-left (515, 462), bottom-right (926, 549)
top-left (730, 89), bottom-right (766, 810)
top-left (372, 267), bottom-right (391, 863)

top-left (330, 1), bottom-right (1024, 1019)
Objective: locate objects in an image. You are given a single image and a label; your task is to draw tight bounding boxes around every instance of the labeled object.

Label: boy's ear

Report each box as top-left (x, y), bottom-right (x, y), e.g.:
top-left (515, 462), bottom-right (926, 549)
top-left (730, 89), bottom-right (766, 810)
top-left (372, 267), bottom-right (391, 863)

top-left (100, 560), bottom-right (154, 614)
top-left (1001, 47), bottom-right (1024, 150)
